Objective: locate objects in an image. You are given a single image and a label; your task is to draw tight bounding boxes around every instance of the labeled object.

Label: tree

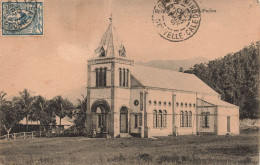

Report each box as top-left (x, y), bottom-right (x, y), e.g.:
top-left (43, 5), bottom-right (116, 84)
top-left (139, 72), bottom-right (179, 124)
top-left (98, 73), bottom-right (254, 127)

top-left (0, 91), bottom-right (7, 135)
top-left (51, 96), bottom-right (74, 129)
top-left (30, 96), bottom-right (49, 134)
top-left (74, 95), bottom-right (87, 133)
top-left (184, 42), bottom-right (260, 119)
top-left (179, 67), bottom-right (184, 72)
top-left (38, 100), bottom-right (56, 136)
top-left (14, 89), bottom-right (35, 130)
top-left (1, 100), bottom-right (23, 139)
top-left (0, 91), bottom-right (7, 106)
top-left (30, 96), bottom-right (47, 122)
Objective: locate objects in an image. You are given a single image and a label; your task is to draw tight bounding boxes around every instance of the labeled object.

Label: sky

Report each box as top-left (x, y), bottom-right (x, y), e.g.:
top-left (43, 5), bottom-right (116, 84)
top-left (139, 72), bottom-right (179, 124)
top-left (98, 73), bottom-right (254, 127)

top-left (0, 0), bottom-right (260, 101)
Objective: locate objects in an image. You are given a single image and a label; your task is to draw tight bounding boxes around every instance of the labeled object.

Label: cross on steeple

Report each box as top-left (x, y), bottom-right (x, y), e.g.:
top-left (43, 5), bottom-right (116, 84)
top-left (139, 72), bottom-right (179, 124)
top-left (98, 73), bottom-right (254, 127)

top-left (95, 14), bottom-right (128, 58)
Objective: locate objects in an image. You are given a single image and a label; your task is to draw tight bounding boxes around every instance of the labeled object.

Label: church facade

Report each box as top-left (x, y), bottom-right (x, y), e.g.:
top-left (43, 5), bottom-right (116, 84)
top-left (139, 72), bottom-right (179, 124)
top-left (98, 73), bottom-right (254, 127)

top-left (86, 21), bottom-right (239, 138)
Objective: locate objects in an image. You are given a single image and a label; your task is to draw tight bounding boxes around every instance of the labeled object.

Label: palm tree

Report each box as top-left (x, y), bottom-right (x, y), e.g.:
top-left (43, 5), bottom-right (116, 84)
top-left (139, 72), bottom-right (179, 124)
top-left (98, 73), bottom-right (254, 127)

top-left (0, 91), bottom-right (7, 107)
top-left (30, 95), bottom-right (49, 136)
top-left (13, 89), bottom-right (35, 130)
top-left (51, 96), bottom-right (74, 132)
top-left (0, 91), bottom-right (7, 136)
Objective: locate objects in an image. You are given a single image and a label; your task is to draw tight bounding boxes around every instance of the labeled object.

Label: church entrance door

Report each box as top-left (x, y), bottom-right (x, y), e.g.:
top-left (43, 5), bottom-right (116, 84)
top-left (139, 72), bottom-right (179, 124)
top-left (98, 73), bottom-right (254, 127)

top-left (96, 106), bottom-right (107, 133)
top-left (120, 107), bottom-right (128, 133)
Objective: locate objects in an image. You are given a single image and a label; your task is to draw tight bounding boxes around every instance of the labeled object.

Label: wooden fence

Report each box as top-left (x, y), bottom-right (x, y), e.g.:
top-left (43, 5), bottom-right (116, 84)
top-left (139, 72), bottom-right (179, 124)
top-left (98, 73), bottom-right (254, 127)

top-left (0, 130), bottom-right (84, 141)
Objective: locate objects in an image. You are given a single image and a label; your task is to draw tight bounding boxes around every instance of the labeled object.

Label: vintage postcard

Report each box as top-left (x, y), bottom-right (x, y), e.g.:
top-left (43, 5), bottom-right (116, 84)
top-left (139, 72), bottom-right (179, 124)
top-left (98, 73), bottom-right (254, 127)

top-left (0, 0), bottom-right (259, 164)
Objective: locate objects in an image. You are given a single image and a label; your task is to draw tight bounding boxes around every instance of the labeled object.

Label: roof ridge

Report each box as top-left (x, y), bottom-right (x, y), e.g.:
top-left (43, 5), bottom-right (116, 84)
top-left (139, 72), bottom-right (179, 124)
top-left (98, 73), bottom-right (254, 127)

top-left (134, 64), bottom-right (194, 76)
top-left (132, 64), bottom-right (218, 95)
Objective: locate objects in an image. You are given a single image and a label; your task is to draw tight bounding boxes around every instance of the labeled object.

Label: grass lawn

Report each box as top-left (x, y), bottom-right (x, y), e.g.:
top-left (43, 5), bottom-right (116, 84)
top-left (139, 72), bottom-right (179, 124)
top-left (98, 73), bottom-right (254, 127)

top-left (0, 130), bottom-right (259, 165)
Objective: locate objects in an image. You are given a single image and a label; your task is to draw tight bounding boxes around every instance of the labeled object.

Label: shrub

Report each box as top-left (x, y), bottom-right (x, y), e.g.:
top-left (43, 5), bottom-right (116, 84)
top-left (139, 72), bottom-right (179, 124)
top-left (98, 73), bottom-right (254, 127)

top-left (138, 153), bottom-right (153, 162)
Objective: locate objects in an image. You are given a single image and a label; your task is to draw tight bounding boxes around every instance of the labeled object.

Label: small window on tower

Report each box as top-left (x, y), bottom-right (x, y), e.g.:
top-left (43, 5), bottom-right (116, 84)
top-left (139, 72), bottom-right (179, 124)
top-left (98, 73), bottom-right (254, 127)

top-left (100, 46), bottom-right (105, 57)
top-left (119, 46), bottom-right (126, 57)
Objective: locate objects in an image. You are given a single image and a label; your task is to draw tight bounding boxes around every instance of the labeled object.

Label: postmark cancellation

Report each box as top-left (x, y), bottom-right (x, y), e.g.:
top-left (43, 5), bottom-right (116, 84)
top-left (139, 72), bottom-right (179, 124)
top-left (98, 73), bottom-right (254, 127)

top-left (2, 1), bottom-right (43, 35)
top-left (152, 0), bottom-right (201, 42)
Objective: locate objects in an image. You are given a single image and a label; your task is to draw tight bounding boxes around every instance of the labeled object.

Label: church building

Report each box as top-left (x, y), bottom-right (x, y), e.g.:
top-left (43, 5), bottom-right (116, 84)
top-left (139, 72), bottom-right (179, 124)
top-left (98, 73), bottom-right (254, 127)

top-left (86, 19), bottom-right (239, 138)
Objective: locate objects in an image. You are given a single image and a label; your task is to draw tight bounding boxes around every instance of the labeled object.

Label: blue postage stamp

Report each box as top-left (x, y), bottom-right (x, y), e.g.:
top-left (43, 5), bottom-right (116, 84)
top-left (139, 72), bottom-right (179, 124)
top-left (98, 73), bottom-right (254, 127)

top-left (2, 1), bottom-right (43, 35)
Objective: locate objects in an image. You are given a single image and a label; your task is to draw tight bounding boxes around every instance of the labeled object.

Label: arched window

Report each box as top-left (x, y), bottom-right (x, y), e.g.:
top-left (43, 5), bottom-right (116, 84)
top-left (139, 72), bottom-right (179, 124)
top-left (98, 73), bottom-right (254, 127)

top-left (181, 103), bottom-right (183, 107)
top-left (99, 68), bottom-right (103, 86)
top-left (123, 68), bottom-right (125, 86)
top-left (185, 103), bottom-right (187, 107)
top-left (119, 68), bottom-right (122, 86)
top-left (205, 112), bottom-right (210, 128)
top-left (100, 46), bottom-right (105, 57)
top-left (103, 67), bottom-right (107, 86)
top-left (119, 46), bottom-right (126, 57)
top-left (158, 101), bottom-right (161, 106)
top-left (201, 112), bottom-right (210, 128)
top-left (180, 111), bottom-right (184, 127)
top-left (163, 110), bottom-right (167, 127)
top-left (176, 102), bottom-right (179, 106)
top-left (126, 69), bottom-right (129, 87)
top-left (164, 102), bottom-right (167, 106)
top-left (95, 67), bottom-right (107, 87)
top-left (201, 112), bottom-right (205, 128)
top-left (154, 101), bottom-right (157, 105)
top-left (185, 111), bottom-right (188, 127)
top-left (95, 68), bottom-right (99, 87)
top-left (158, 110), bottom-right (162, 127)
top-left (188, 111), bottom-right (192, 127)
top-left (153, 110), bottom-right (157, 128)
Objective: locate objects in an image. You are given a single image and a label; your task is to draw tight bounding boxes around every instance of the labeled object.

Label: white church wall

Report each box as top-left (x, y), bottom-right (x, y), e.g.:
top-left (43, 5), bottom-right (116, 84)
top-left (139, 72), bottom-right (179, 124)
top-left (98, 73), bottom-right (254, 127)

top-left (114, 88), bottom-right (131, 136)
top-left (90, 88), bottom-right (111, 101)
top-left (174, 91), bottom-right (197, 135)
top-left (146, 89), bottom-right (173, 137)
top-left (217, 106), bottom-right (239, 135)
top-left (129, 89), bottom-right (145, 135)
top-left (130, 88), bottom-right (144, 113)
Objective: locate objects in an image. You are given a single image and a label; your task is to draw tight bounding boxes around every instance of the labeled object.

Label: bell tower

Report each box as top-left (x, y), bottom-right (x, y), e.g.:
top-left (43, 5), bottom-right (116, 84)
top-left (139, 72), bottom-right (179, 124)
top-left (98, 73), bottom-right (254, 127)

top-left (86, 16), bottom-right (134, 137)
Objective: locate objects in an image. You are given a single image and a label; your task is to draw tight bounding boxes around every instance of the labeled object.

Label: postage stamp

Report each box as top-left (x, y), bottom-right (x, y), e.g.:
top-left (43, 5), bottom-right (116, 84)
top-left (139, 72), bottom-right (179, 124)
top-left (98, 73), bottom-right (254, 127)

top-left (152, 0), bottom-right (201, 42)
top-left (2, 1), bottom-right (43, 35)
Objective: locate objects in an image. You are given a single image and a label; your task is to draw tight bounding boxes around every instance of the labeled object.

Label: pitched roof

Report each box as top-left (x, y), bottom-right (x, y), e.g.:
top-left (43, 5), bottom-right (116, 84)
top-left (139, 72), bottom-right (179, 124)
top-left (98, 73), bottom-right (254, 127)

top-left (198, 98), bottom-right (238, 108)
top-left (131, 65), bottom-right (219, 95)
top-left (95, 22), bottom-right (126, 58)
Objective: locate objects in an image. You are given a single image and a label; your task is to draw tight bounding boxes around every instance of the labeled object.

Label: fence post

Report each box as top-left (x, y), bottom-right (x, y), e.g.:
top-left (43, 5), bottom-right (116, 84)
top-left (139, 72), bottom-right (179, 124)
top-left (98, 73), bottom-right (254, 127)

top-left (31, 132), bottom-right (33, 138)
top-left (13, 133), bottom-right (16, 140)
top-left (23, 132), bottom-right (26, 139)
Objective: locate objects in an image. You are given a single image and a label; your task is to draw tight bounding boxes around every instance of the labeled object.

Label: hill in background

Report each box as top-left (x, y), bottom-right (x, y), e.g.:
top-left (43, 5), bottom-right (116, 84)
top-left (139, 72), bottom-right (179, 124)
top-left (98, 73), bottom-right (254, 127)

top-left (136, 57), bottom-right (209, 71)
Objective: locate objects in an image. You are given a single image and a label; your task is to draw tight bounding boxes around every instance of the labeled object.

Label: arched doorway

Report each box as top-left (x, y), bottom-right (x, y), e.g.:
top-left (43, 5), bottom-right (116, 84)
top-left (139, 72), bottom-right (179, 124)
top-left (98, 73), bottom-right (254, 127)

top-left (120, 107), bottom-right (128, 133)
top-left (91, 100), bottom-right (110, 133)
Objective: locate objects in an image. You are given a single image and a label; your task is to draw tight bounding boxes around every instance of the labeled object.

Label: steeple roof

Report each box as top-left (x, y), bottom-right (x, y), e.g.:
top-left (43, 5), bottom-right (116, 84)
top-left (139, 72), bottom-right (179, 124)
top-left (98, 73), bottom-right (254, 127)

top-left (95, 17), bottom-right (126, 58)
